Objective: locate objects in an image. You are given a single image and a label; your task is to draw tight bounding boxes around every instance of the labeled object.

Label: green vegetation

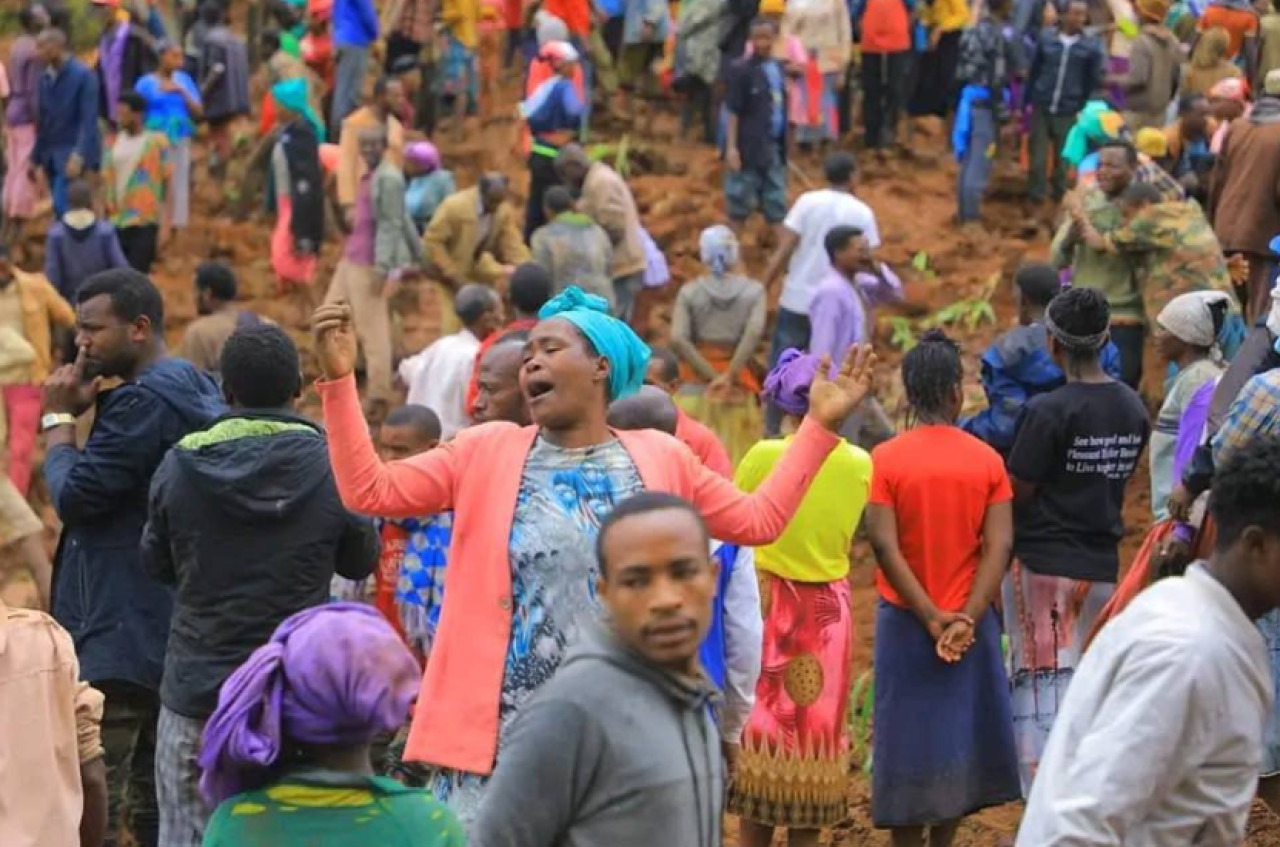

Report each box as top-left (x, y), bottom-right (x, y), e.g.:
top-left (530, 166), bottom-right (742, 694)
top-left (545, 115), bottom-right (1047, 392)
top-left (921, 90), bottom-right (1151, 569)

top-left (883, 273), bottom-right (1000, 351)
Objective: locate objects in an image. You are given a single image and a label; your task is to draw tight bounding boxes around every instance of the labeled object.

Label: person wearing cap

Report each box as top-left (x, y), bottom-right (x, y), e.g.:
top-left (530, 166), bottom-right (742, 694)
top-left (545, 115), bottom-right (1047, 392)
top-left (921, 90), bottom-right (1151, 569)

top-left (1209, 68), bottom-right (1280, 322)
top-left (32, 28), bottom-right (102, 218)
top-left (404, 140), bottom-right (457, 232)
top-left (1121, 0), bottom-right (1182, 131)
top-left (514, 41), bottom-right (585, 240)
top-left (310, 287), bottom-right (876, 825)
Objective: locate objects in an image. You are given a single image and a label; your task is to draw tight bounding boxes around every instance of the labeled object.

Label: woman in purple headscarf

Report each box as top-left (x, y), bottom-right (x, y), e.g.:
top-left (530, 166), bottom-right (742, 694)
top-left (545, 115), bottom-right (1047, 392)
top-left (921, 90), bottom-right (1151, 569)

top-left (199, 604), bottom-right (465, 846)
top-left (404, 140), bottom-right (456, 233)
top-left (728, 348), bottom-right (872, 847)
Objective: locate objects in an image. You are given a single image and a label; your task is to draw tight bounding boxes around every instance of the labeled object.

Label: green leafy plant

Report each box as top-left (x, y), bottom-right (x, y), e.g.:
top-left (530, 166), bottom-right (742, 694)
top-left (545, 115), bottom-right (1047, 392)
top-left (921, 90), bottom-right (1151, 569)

top-left (886, 316), bottom-right (918, 352)
top-left (848, 670), bottom-right (875, 775)
top-left (587, 135), bottom-right (632, 178)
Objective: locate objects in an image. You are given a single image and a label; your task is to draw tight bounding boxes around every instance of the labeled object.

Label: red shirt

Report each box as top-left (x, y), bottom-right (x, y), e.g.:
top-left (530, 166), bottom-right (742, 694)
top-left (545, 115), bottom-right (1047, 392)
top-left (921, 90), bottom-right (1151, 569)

top-left (464, 318), bottom-right (538, 416)
top-left (543, 0), bottom-right (591, 36)
top-left (676, 409), bottom-right (733, 478)
top-left (870, 425), bottom-right (1012, 612)
top-left (861, 0), bottom-right (912, 54)
top-left (375, 523), bottom-right (410, 641)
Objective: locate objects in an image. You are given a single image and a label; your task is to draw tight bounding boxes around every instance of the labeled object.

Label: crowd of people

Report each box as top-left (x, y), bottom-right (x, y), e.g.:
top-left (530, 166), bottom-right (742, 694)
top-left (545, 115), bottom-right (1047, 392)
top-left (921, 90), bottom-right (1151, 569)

top-left (2, 0), bottom-right (1280, 846)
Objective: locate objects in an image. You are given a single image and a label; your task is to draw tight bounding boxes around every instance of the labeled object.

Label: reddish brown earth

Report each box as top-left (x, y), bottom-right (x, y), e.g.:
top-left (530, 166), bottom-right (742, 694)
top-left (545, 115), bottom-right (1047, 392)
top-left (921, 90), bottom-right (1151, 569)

top-left (3, 45), bottom-right (1278, 844)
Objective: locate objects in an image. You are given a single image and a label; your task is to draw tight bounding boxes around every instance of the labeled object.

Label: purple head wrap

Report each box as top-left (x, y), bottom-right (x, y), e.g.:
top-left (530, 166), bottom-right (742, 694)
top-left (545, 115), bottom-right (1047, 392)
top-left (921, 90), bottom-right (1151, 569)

top-left (198, 604), bottom-right (420, 807)
top-left (762, 348), bottom-right (819, 417)
top-left (405, 141), bottom-right (441, 172)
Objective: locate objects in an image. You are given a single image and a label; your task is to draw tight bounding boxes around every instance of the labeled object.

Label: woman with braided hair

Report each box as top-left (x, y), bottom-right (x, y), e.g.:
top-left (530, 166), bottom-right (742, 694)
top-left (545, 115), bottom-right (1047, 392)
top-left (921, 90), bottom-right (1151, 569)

top-left (865, 330), bottom-right (1021, 846)
top-left (1003, 287), bottom-right (1151, 794)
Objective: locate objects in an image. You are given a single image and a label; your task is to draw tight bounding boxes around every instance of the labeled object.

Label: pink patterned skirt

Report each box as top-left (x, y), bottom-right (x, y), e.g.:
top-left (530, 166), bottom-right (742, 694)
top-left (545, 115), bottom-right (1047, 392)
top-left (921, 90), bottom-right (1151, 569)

top-left (728, 573), bottom-right (853, 828)
top-left (3, 124), bottom-right (39, 219)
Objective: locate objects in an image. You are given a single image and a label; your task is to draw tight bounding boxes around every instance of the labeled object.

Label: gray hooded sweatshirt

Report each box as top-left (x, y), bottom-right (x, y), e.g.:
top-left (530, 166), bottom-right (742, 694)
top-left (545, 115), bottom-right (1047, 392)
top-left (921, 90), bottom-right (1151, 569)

top-left (471, 625), bottom-right (724, 847)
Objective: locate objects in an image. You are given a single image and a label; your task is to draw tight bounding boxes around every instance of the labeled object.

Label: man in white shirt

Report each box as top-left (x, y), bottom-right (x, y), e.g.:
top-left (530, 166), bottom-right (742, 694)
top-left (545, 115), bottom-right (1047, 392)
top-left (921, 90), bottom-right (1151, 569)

top-left (1018, 436), bottom-right (1280, 847)
top-left (760, 151), bottom-right (879, 433)
top-left (399, 284), bottom-right (502, 437)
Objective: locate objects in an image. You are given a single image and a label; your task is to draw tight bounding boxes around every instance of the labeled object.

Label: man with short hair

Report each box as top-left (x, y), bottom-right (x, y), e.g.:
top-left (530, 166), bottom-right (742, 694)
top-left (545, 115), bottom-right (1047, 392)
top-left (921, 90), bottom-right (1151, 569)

top-left (762, 151), bottom-right (879, 433)
top-left (424, 173), bottom-right (531, 296)
top-left (723, 18), bottom-right (789, 241)
top-left (326, 127), bottom-right (415, 406)
top-left (43, 268), bottom-right (225, 847)
top-left (1017, 437), bottom-right (1280, 846)
top-left (532, 184), bottom-right (615, 309)
top-left (473, 333), bottom-right (532, 426)
top-left (45, 179), bottom-right (130, 303)
top-left (645, 345), bottom-right (733, 477)
top-left (337, 76), bottom-right (407, 217)
top-left (808, 225), bottom-right (902, 448)
top-left (1052, 140), bottom-right (1144, 387)
top-left (178, 262), bottom-right (270, 376)
top-left (555, 144), bottom-right (647, 322)
top-left (32, 28), bottom-right (102, 217)
top-left (465, 262), bottom-right (551, 416)
top-left (143, 324), bottom-right (378, 847)
top-left (102, 91), bottom-right (170, 274)
top-left (472, 491), bottom-right (725, 847)
top-left (1025, 0), bottom-right (1105, 205)
top-left (400, 284), bottom-right (503, 436)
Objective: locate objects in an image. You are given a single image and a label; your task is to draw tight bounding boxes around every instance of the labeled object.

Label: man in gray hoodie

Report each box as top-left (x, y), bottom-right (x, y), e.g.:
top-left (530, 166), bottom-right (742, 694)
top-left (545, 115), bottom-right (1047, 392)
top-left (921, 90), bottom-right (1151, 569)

top-left (472, 491), bottom-right (725, 847)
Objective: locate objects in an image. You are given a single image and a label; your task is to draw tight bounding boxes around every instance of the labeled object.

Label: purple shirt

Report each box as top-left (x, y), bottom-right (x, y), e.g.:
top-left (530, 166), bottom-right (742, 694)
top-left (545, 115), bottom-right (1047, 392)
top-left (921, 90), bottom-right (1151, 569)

top-left (344, 170), bottom-right (376, 265)
top-left (808, 264), bottom-right (903, 368)
top-left (100, 23), bottom-right (130, 123)
top-left (5, 36), bottom-right (41, 127)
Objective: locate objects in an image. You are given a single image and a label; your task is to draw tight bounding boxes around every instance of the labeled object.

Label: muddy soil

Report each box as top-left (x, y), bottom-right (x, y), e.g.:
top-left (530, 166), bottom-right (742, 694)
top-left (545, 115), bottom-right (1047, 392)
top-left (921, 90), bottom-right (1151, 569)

top-left (3, 51), bottom-right (1277, 845)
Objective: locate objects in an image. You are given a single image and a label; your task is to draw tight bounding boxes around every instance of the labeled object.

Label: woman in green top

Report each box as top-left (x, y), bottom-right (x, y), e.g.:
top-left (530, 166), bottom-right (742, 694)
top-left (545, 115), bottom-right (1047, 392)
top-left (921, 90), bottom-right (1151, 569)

top-left (199, 603), bottom-right (464, 846)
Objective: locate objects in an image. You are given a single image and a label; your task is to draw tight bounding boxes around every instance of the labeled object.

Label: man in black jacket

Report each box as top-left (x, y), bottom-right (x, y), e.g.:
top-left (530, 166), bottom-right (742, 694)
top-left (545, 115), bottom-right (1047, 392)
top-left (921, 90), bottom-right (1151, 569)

top-left (141, 324), bottom-right (379, 846)
top-left (1025, 0), bottom-right (1104, 203)
top-left (44, 268), bottom-right (225, 847)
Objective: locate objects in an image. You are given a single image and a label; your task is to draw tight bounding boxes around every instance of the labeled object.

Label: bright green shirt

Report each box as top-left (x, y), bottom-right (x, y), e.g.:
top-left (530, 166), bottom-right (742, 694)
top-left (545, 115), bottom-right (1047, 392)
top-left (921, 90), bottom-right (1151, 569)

top-left (734, 436), bottom-right (872, 583)
top-left (203, 769), bottom-right (466, 847)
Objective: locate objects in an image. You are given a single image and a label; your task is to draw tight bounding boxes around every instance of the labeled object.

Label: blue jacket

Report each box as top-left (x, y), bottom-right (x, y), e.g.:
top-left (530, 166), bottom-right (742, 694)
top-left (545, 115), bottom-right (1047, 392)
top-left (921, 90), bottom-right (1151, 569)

top-left (961, 323), bottom-right (1122, 454)
top-left (33, 58), bottom-right (102, 171)
top-left (44, 219), bottom-right (130, 302)
top-left (1025, 28), bottom-right (1105, 116)
top-left (48, 357), bottom-right (225, 689)
top-left (698, 543), bottom-right (739, 690)
top-left (333, 0), bottom-right (380, 48)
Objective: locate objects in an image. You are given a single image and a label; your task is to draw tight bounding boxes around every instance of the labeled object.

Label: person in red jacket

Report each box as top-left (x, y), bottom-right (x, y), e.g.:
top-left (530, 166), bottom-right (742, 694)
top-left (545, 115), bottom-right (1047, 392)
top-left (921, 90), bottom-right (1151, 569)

top-left (854, 0), bottom-right (915, 151)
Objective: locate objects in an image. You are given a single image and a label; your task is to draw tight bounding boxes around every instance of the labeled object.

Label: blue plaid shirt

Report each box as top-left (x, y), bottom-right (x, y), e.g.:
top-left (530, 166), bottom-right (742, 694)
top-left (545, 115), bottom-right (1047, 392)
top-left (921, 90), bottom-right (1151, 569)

top-left (1213, 368), bottom-right (1280, 465)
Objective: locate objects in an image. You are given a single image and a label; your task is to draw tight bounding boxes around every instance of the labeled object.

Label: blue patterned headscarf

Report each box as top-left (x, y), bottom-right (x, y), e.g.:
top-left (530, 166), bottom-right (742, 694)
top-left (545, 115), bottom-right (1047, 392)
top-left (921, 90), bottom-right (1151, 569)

top-left (538, 286), bottom-right (651, 401)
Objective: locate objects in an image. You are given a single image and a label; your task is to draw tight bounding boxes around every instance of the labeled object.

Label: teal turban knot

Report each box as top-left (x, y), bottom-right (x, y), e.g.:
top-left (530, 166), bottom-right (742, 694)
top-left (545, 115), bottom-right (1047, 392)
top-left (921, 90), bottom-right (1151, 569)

top-left (272, 78), bottom-right (324, 140)
top-left (538, 286), bottom-right (651, 401)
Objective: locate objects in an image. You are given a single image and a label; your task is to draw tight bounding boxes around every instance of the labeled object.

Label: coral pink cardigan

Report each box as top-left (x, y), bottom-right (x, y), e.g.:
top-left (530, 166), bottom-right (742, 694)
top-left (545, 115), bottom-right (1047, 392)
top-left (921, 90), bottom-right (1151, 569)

top-left (319, 374), bottom-right (838, 774)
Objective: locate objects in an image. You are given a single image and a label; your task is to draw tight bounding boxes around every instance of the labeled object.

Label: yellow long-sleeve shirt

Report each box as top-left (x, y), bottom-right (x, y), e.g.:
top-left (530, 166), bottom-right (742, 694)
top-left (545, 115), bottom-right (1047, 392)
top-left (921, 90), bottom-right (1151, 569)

top-left (923, 0), bottom-right (969, 33)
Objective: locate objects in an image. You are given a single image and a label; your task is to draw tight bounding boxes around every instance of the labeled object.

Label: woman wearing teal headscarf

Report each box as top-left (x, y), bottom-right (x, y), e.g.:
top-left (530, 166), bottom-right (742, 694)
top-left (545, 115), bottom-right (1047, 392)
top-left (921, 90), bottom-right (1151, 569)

top-left (1061, 100), bottom-right (1128, 176)
top-left (270, 79), bottom-right (324, 310)
top-left (309, 293), bottom-right (877, 823)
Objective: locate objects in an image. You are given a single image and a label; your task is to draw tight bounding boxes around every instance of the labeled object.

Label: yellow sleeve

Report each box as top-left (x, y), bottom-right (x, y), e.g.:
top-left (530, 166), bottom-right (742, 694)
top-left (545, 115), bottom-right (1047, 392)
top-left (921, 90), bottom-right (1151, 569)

top-left (732, 441), bottom-right (775, 494)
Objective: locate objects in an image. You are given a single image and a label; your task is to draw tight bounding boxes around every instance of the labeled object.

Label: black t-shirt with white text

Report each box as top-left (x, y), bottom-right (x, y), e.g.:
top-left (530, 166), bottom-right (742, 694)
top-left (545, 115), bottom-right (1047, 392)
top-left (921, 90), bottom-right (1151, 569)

top-left (1008, 381), bottom-right (1150, 582)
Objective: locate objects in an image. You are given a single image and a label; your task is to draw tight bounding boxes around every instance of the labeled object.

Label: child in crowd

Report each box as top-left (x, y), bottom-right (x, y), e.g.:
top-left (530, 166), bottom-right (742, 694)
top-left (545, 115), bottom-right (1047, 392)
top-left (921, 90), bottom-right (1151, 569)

top-left (103, 91), bottom-right (170, 274)
top-left (730, 348), bottom-right (870, 847)
top-left (866, 330), bottom-right (1022, 847)
top-left (471, 492), bottom-right (725, 847)
top-left (1003, 287), bottom-right (1150, 792)
top-left (962, 263), bottom-right (1122, 455)
top-left (43, 179), bottom-right (129, 301)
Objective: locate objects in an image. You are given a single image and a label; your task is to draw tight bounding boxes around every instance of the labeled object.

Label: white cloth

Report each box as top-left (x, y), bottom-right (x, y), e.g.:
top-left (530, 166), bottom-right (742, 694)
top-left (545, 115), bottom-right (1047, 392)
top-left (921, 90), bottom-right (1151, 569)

top-left (713, 542), bottom-right (763, 744)
top-left (1156, 290), bottom-right (1232, 349)
top-left (779, 188), bottom-right (880, 315)
top-left (110, 132), bottom-right (148, 205)
top-left (1266, 280), bottom-right (1280, 338)
top-left (399, 328), bottom-right (481, 438)
top-left (1017, 564), bottom-right (1272, 847)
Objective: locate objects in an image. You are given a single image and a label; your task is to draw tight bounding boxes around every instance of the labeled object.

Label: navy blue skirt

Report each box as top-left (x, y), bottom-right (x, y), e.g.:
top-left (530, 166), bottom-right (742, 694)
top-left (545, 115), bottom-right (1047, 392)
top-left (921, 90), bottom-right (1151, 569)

top-left (871, 601), bottom-right (1021, 828)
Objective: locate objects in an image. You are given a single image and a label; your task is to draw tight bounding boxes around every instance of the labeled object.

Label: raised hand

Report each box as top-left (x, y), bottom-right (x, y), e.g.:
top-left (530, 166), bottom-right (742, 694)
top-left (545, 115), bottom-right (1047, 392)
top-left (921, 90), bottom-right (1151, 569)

top-left (312, 302), bottom-right (359, 381)
top-left (807, 344), bottom-right (877, 432)
top-left (42, 347), bottom-right (101, 417)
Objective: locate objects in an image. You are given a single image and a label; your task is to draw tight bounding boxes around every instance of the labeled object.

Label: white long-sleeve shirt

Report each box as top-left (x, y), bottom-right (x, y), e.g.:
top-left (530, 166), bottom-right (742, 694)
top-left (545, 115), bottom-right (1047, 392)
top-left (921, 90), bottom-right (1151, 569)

top-left (399, 328), bottom-right (480, 438)
top-left (718, 544), bottom-right (763, 743)
top-left (1017, 564), bottom-right (1272, 847)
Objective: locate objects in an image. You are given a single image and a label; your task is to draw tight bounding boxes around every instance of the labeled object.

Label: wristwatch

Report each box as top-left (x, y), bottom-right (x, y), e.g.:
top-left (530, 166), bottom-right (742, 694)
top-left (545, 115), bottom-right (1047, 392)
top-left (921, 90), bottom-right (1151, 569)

top-left (41, 413), bottom-right (76, 432)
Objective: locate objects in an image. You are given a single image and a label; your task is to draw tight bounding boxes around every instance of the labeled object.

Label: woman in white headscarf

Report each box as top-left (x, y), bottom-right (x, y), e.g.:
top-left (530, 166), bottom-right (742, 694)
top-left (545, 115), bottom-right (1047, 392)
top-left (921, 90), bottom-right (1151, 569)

top-left (669, 225), bottom-right (767, 466)
top-left (1150, 290), bottom-right (1232, 519)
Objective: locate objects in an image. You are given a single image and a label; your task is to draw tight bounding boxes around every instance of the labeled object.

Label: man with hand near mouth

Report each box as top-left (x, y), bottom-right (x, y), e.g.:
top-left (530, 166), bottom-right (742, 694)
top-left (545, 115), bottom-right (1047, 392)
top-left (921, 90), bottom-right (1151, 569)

top-left (472, 491), bottom-right (725, 847)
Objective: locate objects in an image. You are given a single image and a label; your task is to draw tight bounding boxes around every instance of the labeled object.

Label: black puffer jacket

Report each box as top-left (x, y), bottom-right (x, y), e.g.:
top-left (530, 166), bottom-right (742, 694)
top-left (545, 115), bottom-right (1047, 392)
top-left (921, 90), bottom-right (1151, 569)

top-left (1026, 28), bottom-right (1106, 116)
top-left (141, 410), bottom-right (379, 719)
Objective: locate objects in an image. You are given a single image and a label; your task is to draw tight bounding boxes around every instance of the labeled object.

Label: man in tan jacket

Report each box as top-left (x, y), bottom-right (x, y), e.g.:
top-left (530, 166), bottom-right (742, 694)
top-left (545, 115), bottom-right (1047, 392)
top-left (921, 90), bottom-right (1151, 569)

top-left (422, 174), bottom-right (530, 330)
top-left (337, 76), bottom-right (408, 219)
top-left (555, 145), bottom-right (647, 322)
